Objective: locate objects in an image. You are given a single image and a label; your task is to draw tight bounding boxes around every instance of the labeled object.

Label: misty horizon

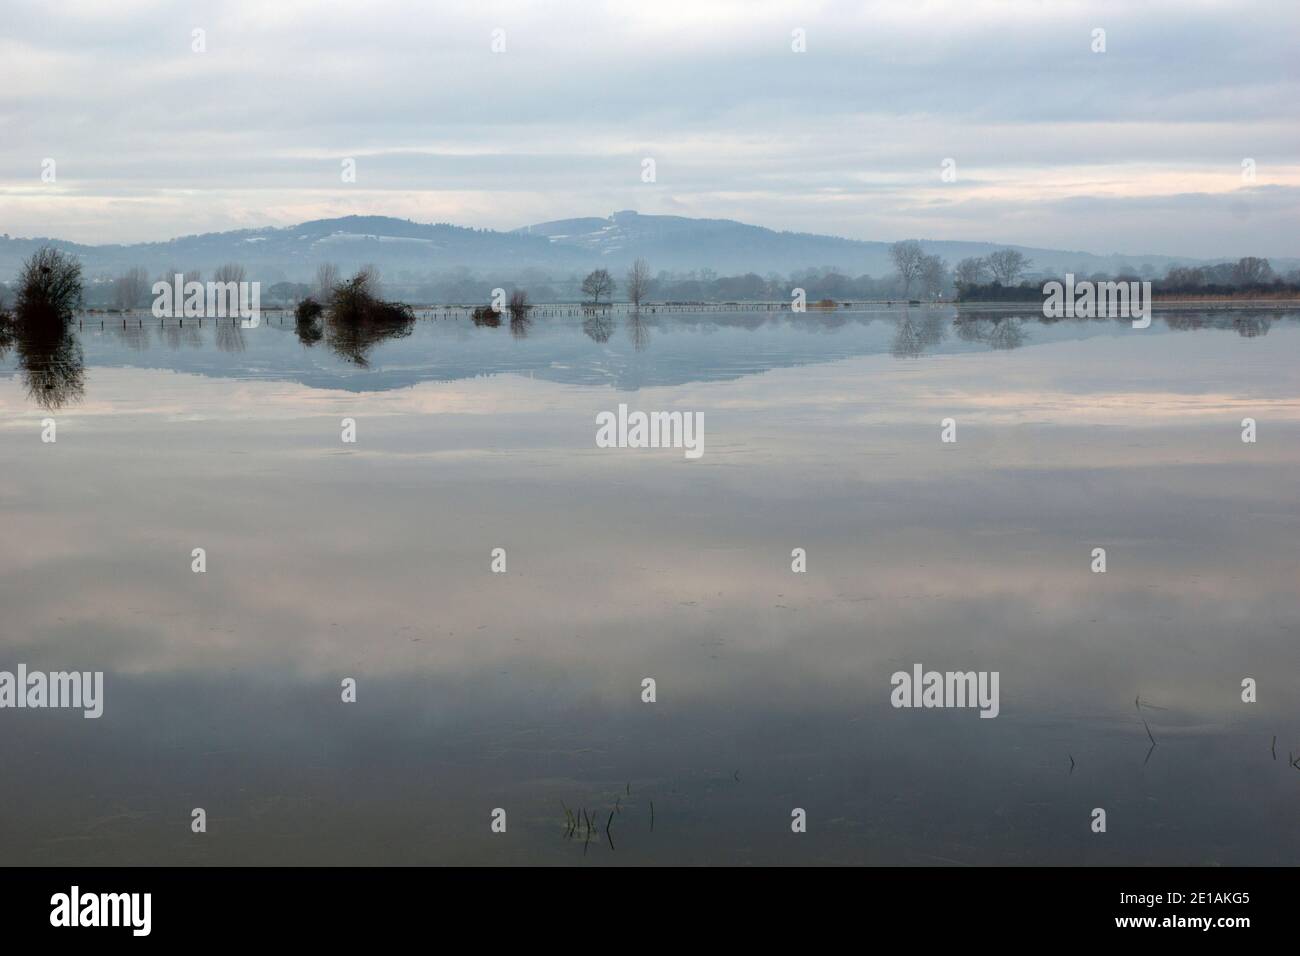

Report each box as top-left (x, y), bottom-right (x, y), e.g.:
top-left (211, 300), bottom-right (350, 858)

top-left (3, 208), bottom-right (1296, 265)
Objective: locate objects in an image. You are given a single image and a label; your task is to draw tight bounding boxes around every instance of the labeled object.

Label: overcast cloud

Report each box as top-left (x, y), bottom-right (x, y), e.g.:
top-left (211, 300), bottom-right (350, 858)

top-left (1, 0), bottom-right (1297, 257)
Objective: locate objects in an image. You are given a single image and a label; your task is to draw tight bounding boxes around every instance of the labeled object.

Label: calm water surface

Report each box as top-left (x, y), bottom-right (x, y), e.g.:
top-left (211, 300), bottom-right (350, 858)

top-left (1, 307), bottom-right (1297, 864)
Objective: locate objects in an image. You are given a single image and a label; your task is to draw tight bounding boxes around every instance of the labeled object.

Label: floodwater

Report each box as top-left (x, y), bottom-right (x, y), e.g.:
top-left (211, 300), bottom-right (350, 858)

top-left (1, 306), bottom-right (1297, 865)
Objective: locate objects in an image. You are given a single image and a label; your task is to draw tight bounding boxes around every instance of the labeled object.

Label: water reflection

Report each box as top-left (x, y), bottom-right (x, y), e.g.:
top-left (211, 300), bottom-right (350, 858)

top-left (215, 320), bottom-right (246, 354)
top-left (294, 313), bottom-right (324, 347)
top-left (3, 307), bottom-right (1298, 404)
top-left (1232, 314), bottom-right (1269, 338)
top-left (0, 309), bottom-right (86, 409)
top-left (323, 306), bottom-right (416, 367)
top-left (954, 314), bottom-right (1027, 350)
top-left (0, 303), bottom-right (1298, 865)
top-left (164, 320), bottom-right (203, 350)
top-left (626, 311), bottom-right (650, 351)
top-left (891, 313), bottom-right (946, 358)
top-left (583, 313), bottom-right (613, 343)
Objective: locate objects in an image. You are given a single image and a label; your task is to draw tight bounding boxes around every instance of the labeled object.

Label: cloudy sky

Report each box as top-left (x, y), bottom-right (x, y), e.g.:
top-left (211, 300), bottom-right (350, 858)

top-left (1, 0), bottom-right (1296, 258)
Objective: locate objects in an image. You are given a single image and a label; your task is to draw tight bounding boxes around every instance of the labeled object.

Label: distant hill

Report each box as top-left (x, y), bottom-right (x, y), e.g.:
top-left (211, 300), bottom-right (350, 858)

top-left (1, 211), bottom-right (1292, 287)
top-left (517, 211), bottom-right (1285, 277)
top-left (0, 216), bottom-right (587, 285)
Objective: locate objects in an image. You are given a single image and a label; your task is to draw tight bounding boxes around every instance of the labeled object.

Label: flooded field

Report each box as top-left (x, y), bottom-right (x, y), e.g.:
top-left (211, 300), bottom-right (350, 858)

top-left (1, 306), bottom-right (1297, 864)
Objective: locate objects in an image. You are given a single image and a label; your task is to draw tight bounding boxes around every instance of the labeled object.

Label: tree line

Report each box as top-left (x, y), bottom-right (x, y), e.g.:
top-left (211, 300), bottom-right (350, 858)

top-left (6, 245), bottom-right (1296, 318)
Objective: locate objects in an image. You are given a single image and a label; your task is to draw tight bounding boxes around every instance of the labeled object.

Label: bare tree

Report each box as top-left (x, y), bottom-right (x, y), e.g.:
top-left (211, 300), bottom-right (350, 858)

top-left (581, 268), bottom-right (615, 305)
top-left (919, 254), bottom-right (948, 298)
top-left (889, 240), bottom-right (926, 296)
top-left (953, 256), bottom-right (990, 291)
top-left (213, 263), bottom-right (246, 284)
top-left (112, 266), bottom-right (151, 311)
top-left (987, 249), bottom-right (1030, 286)
top-left (357, 263), bottom-right (381, 295)
top-left (1163, 265), bottom-right (1205, 288)
top-left (315, 263), bottom-right (339, 301)
top-left (625, 258), bottom-right (651, 307)
top-left (508, 288), bottom-right (530, 317)
top-left (1232, 256), bottom-right (1273, 287)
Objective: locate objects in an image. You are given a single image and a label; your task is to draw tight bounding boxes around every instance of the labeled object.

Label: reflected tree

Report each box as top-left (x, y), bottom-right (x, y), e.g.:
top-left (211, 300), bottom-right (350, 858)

top-left (954, 314), bottom-right (1026, 350)
top-left (890, 314), bottom-right (948, 358)
top-left (626, 312), bottom-right (650, 351)
top-left (215, 320), bottom-right (246, 353)
top-left (985, 317), bottom-right (1026, 350)
top-left (1232, 315), bottom-right (1270, 338)
top-left (294, 297), bottom-right (324, 346)
top-left (0, 308), bottom-right (84, 409)
top-left (582, 313), bottom-right (612, 343)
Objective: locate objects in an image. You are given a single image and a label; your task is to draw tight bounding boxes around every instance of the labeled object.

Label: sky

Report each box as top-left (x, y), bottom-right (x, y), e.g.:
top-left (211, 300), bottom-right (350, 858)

top-left (0, 0), bottom-right (1297, 258)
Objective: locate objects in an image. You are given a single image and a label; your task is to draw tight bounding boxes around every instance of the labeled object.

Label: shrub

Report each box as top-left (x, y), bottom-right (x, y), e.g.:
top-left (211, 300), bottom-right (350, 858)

top-left (323, 271), bottom-right (415, 366)
top-left (16, 246), bottom-right (83, 324)
top-left (295, 297), bottom-right (324, 322)
top-left (471, 305), bottom-right (501, 327)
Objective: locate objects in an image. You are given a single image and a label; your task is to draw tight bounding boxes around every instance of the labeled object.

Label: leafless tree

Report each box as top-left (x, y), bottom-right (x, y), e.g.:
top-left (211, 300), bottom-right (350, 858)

top-left (213, 263), bottom-right (246, 284)
top-left (581, 268), bottom-right (615, 305)
top-left (1232, 256), bottom-right (1273, 286)
top-left (919, 254), bottom-right (948, 298)
top-left (953, 256), bottom-right (990, 291)
top-left (112, 266), bottom-right (151, 311)
top-left (987, 249), bottom-right (1031, 286)
top-left (357, 263), bottom-right (381, 295)
top-left (315, 263), bottom-right (340, 301)
top-left (508, 289), bottom-right (530, 318)
top-left (1163, 265), bottom-right (1205, 288)
top-left (625, 258), bottom-right (651, 307)
top-left (889, 240), bottom-right (926, 296)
